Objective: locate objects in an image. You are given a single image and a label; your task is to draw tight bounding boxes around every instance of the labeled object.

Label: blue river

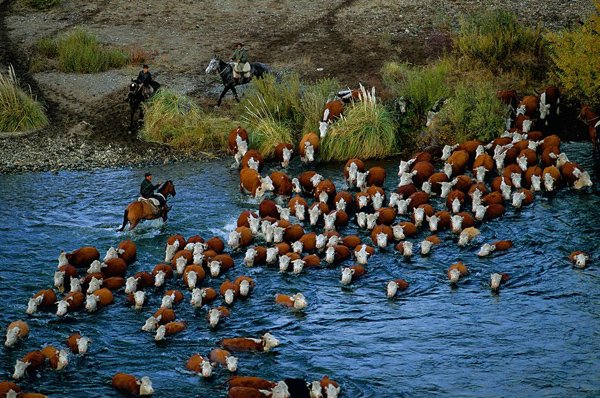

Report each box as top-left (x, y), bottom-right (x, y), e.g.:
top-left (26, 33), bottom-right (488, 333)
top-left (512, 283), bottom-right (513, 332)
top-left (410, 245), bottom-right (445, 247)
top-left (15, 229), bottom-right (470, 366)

top-left (1, 142), bottom-right (599, 397)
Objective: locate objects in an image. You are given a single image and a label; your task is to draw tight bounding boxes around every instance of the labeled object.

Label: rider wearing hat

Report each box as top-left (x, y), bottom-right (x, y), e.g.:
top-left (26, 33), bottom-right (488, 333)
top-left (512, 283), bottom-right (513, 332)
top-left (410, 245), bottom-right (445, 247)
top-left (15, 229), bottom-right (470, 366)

top-left (230, 43), bottom-right (250, 81)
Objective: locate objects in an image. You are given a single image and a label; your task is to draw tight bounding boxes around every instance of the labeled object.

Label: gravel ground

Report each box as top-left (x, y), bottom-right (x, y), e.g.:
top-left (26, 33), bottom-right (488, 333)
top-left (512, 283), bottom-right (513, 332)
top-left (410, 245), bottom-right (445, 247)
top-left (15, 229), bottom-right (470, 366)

top-left (0, 0), bottom-right (596, 174)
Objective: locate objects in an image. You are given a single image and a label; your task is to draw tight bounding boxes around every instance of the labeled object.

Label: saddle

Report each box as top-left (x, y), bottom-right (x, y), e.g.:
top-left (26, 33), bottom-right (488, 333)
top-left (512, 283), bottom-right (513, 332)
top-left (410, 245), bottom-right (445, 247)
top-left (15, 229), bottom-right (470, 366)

top-left (138, 197), bottom-right (161, 215)
top-left (233, 62), bottom-right (251, 79)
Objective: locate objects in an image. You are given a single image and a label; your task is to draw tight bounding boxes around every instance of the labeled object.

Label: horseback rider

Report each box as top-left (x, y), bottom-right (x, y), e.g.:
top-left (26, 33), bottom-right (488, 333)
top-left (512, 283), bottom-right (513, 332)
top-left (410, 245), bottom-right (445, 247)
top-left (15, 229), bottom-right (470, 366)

top-left (230, 42), bottom-right (250, 82)
top-left (140, 172), bottom-right (167, 216)
top-left (133, 64), bottom-right (156, 98)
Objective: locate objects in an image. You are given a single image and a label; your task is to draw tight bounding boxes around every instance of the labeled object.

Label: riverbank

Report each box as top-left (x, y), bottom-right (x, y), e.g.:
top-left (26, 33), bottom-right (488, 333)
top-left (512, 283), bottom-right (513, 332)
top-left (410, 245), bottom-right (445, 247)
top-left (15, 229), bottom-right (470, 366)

top-left (0, 0), bottom-right (596, 174)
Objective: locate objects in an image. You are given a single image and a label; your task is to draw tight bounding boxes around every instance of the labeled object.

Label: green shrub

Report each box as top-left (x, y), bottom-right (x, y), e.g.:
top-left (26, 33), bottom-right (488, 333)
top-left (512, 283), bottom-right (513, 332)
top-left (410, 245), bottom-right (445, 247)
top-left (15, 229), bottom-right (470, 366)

top-left (381, 60), bottom-right (452, 117)
top-left (27, 0), bottom-right (60, 9)
top-left (0, 65), bottom-right (48, 132)
top-left (547, 2), bottom-right (600, 106)
top-left (56, 28), bottom-right (129, 73)
top-left (454, 9), bottom-right (546, 75)
top-left (321, 88), bottom-right (398, 161)
top-left (141, 89), bottom-right (236, 154)
top-left (300, 77), bottom-right (340, 134)
top-left (432, 80), bottom-right (505, 143)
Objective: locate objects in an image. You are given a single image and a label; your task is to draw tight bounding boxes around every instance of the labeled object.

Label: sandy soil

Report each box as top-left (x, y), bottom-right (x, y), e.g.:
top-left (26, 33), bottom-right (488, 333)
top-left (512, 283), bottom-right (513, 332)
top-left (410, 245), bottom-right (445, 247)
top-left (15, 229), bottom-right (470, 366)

top-left (0, 0), bottom-right (595, 172)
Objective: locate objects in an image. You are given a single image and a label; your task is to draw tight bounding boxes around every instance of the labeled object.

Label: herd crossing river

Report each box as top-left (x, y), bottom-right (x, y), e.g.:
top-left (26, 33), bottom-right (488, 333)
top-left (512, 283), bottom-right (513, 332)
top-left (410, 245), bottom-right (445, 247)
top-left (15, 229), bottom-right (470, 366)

top-left (1, 141), bottom-right (599, 397)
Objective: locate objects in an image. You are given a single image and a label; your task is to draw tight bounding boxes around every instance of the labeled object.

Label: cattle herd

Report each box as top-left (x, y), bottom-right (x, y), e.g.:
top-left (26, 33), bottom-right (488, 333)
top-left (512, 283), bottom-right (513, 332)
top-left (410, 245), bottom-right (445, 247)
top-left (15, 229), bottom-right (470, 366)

top-left (1, 85), bottom-right (596, 398)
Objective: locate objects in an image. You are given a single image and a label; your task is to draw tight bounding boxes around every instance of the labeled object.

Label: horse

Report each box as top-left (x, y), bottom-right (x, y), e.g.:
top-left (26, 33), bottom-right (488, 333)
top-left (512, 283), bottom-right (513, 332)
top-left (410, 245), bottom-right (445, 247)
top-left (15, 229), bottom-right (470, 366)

top-left (118, 181), bottom-right (176, 231)
top-left (125, 81), bottom-right (160, 132)
top-left (205, 56), bottom-right (270, 106)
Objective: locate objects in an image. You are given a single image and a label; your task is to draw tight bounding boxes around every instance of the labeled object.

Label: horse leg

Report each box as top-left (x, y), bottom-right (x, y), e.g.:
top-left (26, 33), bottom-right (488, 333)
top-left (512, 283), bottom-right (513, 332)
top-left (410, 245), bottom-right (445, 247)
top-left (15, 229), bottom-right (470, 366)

top-left (217, 86), bottom-right (231, 107)
top-left (231, 85), bottom-right (240, 103)
top-left (130, 107), bottom-right (135, 132)
top-left (138, 105), bottom-right (144, 128)
top-left (118, 209), bottom-right (129, 231)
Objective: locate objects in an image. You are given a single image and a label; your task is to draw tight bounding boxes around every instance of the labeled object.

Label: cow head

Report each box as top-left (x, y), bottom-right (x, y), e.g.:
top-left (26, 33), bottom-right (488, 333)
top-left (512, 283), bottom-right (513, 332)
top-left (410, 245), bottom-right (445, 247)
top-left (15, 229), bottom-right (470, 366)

top-left (239, 280), bottom-right (251, 296)
top-left (26, 295), bottom-right (44, 315)
top-left (474, 204), bottom-right (488, 221)
top-left (387, 281), bottom-right (399, 298)
top-left (366, 213), bottom-right (378, 230)
top-left (294, 203), bottom-right (306, 221)
top-left (226, 355), bottom-right (238, 372)
top-left (401, 241), bottom-right (413, 256)
top-left (227, 231), bottom-right (241, 249)
top-left (427, 215), bottom-right (440, 232)
top-left (340, 267), bottom-right (354, 285)
top-left (282, 147), bottom-right (293, 167)
top-left (134, 290), bottom-right (145, 309)
top-left (85, 294), bottom-right (99, 312)
top-left (413, 207), bottom-right (425, 227)
top-left (490, 273), bottom-right (503, 291)
top-left (208, 308), bottom-right (222, 328)
top-left (420, 240), bottom-right (433, 255)
top-left (451, 215), bottom-right (463, 233)
top-left (190, 288), bottom-right (203, 308)
top-left (451, 198), bottom-right (461, 214)
top-left (261, 333), bottom-right (280, 351)
top-left (292, 259), bottom-right (305, 274)
top-left (208, 261), bottom-right (221, 278)
top-left (139, 376), bottom-right (154, 396)
top-left (142, 316), bottom-right (159, 332)
top-left (376, 232), bottom-right (388, 248)
top-left (244, 248), bottom-right (257, 267)
top-left (278, 255), bottom-right (290, 272)
top-left (393, 224), bottom-right (405, 241)
top-left (12, 360), bottom-right (29, 380)
top-left (530, 175), bottom-right (542, 192)
top-left (478, 243), bottom-right (496, 257)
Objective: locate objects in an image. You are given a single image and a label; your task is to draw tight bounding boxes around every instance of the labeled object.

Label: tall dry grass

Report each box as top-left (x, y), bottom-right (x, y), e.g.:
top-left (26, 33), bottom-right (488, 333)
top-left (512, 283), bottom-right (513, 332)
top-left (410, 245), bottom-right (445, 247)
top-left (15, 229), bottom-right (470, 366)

top-left (141, 89), bottom-right (237, 154)
top-left (0, 65), bottom-right (48, 132)
top-left (321, 87), bottom-right (398, 161)
top-left (54, 28), bottom-right (129, 73)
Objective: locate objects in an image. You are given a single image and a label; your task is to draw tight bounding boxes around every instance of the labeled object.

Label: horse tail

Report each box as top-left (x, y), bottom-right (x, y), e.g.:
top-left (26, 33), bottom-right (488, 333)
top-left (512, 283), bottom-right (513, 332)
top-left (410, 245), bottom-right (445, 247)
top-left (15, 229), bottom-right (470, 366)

top-left (118, 209), bottom-right (129, 231)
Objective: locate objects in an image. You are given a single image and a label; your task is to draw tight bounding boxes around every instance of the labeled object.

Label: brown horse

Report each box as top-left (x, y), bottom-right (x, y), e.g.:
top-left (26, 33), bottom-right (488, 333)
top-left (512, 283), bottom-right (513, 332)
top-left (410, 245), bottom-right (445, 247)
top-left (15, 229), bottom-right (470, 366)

top-left (118, 181), bottom-right (176, 231)
top-left (579, 106), bottom-right (600, 151)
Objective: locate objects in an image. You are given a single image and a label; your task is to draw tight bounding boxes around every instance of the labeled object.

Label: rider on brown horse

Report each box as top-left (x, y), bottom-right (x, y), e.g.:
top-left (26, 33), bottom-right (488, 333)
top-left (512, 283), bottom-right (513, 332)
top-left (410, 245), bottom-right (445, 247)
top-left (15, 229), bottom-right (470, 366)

top-left (140, 172), bottom-right (167, 217)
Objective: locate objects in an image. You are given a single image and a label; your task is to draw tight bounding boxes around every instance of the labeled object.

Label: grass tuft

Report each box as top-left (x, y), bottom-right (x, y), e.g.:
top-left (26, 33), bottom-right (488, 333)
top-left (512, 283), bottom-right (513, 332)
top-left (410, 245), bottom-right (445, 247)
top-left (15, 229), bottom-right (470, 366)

top-left (0, 65), bottom-right (48, 132)
top-left (321, 87), bottom-right (397, 161)
top-left (242, 94), bottom-right (294, 158)
top-left (382, 59), bottom-right (452, 117)
top-left (55, 28), bottom-right (129, 73)
top-left (140, 89), bottom-right (237, 154)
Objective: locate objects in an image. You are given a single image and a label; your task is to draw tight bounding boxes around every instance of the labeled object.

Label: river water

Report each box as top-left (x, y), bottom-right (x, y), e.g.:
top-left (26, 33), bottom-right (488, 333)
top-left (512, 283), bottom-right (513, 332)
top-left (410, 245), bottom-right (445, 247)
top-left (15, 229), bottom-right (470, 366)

top-left (1, 142), bottom-right (599, 397)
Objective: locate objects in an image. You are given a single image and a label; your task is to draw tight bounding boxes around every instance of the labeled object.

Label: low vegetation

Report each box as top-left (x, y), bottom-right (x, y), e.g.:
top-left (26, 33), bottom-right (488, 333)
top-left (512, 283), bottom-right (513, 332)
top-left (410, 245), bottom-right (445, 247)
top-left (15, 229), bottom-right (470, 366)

top-left (33, 29), bottom-right (130, 73)
top-left (321, 88), bottom-right (398, 161)
top-left (0, 66), bottom-right (48, 132)
top-left (140, 89), bottom-right (238, 154)
top-left (547, 1), bottom-right (600, 106)
top-left (454, 9), bottom-right (547, 79)
top-left (137, 8), bottom-right (598, 160)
